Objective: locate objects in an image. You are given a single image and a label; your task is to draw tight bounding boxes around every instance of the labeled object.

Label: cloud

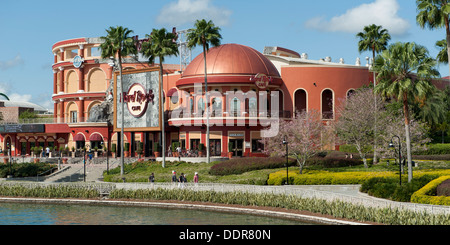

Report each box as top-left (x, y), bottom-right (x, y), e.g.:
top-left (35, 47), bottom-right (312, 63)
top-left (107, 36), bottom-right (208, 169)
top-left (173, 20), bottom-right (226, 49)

top-left (156, 0), bottom-right (232, 27)
top-left (304, 0), bottom-right (410, 36)
top-left (0, 55), bottom-right (24, 70)
top-left (0, 81), bottom-right (32, 102)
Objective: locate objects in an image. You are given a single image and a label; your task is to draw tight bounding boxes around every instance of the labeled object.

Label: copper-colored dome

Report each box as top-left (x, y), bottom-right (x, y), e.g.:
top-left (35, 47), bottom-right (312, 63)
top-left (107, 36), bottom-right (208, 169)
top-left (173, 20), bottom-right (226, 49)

top-left (182, 43), bottom-right (281, 77)
top-left (177, 44), bottom-right (282, 87)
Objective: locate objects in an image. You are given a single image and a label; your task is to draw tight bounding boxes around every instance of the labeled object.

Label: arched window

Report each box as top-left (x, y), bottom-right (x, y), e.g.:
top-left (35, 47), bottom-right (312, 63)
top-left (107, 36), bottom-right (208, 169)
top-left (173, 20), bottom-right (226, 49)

top-left (211, 97), bottom-right (222, 117)
top-left (248, 97), bottom-right (257, 117)
top-left (197, 98), bottom-right (205, 116)
top-left (321, 89), bottom-right (334, 119)
top-left (294, 89), bottom-right (307, 117)
top-left (230, 97), bottom-right (240, 117)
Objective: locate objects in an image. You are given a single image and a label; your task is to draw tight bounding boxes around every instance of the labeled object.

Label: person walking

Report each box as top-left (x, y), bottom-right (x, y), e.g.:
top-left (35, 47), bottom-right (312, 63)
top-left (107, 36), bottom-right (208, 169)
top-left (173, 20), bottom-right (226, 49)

top-left (177, 146), bottom-right (182, 161)
top-left (171, 171), bottom-right (177, 187)
top-left (178, 173), bottom-right (185, 188)
top-left (148, 173), bottom-right (155, 183)
top-left (193, 172), bottom-right (199, 186)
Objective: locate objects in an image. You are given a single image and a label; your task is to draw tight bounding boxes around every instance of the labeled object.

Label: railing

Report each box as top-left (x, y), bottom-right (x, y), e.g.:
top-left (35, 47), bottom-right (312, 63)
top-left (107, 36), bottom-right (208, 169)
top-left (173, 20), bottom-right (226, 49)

top-left (0, 117), bottom-right (109, 125)
top-left (167, 110), bottom-right (292, 120)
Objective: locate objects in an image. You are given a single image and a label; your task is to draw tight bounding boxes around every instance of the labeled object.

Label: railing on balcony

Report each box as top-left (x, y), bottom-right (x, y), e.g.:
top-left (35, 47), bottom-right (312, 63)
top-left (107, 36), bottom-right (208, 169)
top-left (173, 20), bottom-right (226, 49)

top-left (167, 110), bottom-right (292, 120)
top-left (0, 117), bottom-right (109, 125)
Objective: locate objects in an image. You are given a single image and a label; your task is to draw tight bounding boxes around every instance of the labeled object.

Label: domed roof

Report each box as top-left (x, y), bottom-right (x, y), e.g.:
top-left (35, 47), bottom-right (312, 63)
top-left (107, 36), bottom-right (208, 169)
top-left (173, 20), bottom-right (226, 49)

top-left (0, 100), bottom-right (49, 113)
top-left (182, 44), bottom-right (281, 77)
top-left (177, 44), bottom-right (282, 87)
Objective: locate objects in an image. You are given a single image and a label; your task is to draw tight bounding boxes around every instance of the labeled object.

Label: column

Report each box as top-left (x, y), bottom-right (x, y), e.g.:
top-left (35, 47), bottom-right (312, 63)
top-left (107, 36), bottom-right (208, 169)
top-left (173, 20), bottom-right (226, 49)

top-left (59, 67), bottom-right (64, 93)
top-left (78, 44), bottom-right (85, 92)
top-left (53, 69), bottom-right (58, 94)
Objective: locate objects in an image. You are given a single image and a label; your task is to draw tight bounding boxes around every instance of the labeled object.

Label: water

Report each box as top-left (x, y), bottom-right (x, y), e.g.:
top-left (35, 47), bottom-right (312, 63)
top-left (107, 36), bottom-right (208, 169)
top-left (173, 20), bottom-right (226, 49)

top-left (0, 202), bottom-right (311, 225)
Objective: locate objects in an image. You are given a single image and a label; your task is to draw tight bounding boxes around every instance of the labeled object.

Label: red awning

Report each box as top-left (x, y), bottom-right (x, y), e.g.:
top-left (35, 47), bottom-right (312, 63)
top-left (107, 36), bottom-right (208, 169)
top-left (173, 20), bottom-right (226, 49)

top-left (73, 134), bottom-right (85, 141)
top-left (89, 134), bottom-right (103, 141)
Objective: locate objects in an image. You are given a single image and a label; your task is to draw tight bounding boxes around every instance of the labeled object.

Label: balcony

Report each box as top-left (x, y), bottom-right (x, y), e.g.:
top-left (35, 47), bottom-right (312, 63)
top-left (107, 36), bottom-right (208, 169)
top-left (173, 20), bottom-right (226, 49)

top-left (0, 117), bottom-right (109, 125)
top-left (167, 109), bottom-right (292, 126)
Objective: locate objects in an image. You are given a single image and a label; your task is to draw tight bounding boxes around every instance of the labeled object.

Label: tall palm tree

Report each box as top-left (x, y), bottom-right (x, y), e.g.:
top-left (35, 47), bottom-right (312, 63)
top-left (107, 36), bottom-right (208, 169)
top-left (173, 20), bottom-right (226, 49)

top-left (374, 42), bottom-right (440, 182)
top-left (356, 24), bottom-right (391, 164)
top-left (100, 26), bottom-right (137, 176)
top-left (141, 28), bottom-right (179, 168)
top-left (187, 19), bottom-right (222, 164)
top-left (0, 93), bottom-right (9, 101)
top-left (417, 0), bottom-right (450, 79)
top-left (436, 39), bottom-right (449, 64)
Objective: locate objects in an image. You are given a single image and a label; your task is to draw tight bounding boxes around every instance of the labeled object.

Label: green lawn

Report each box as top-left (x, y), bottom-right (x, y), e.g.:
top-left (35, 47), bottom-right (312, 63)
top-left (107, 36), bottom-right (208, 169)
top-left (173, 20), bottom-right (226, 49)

top-left (103, 160), bottom-right (283, 185)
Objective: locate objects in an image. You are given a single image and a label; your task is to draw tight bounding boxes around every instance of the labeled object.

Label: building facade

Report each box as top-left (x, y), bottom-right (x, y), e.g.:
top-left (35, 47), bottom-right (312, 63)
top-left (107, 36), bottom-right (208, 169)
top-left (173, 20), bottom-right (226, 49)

top-left (1, 37), bottom-right (384, 158)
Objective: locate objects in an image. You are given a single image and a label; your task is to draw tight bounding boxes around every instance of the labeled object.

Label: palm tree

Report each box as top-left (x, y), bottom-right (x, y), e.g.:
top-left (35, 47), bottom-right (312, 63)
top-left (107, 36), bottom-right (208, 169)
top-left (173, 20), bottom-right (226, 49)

top-left (374, 42), bottom-right (440, 182)
top-left (417, 0), bottom-right (450, 79)
top-left (187, 19), bottom-right (222, 164)
top-left (356, 24), bottom-right (391, 164)
top-left (436, 39), bottom-right (449, 64)
top-left (141, 28), bottom-right (179, 168)
top-left (100, 26), bottom-right (137, 176)
top-left (0, 93), bottom-right (9, 101)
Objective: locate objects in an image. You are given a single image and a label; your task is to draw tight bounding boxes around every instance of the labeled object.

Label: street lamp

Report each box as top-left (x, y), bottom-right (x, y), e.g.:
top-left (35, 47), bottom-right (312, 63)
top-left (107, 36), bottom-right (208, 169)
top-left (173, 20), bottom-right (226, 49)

top-left (389, 135), bottom-right (402, 186)
top-left (282, 135), bottom-right (289, 185)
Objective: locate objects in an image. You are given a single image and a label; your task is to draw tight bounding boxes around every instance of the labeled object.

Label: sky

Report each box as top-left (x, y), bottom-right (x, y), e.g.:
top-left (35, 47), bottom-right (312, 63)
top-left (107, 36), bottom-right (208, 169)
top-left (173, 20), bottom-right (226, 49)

top-left (0, 0), bottom-right (447, 112)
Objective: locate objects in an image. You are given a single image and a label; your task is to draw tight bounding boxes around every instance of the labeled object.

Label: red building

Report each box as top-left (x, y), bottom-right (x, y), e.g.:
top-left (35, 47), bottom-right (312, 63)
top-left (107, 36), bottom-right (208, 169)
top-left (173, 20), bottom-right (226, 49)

top-left (2, 38), bottom-right (406, 158)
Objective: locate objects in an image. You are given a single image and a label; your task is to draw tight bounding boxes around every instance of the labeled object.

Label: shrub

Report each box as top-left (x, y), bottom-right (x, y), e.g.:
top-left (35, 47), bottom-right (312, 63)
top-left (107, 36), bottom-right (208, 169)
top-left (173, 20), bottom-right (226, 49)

top-left (411, 176), bottom-right (450, 205)
top-left (360, 175), bottom-right (439, 202)
top-left (267, 170), bottom-right (396, 185)
top-left (0, 162), bottom-right (56, 178)
top-left (413, 144), bottom-right (450, 155)
top-left (209, 157), bottom-right (296, 176)
top-left (306, 157), bottom-right (365, 168)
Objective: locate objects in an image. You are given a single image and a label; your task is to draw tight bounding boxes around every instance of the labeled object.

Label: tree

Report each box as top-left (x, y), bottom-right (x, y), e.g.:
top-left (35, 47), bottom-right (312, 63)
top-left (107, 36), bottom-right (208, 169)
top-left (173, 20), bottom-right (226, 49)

top-left (141, 28), bottom-right (179, 168)
top-left (416, 0), bottom-right (450, 79)
top-left (262, 110), bottom-right (326, 174)
top-left (356, 24), bottom-right (391, 164)
top-left (100, 26), bottom-right (137, 176)
top-left (335, 88), bottom-right (386, 168)
top-left (187, 19), bottom-right (222, 164)
top-left (378, 111), bottom-right (431, 170)
top-left (436, 39), bottom-right (448, 63)
top-left (374, 42), bottom-right (439, 182)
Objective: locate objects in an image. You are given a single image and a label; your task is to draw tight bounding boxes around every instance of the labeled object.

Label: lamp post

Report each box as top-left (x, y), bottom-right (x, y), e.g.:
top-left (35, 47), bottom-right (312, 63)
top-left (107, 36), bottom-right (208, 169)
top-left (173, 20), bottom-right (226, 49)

top-left (389, 135), bottom-right (401, 186)
top-left (282, 135), bottom-right (289, 185)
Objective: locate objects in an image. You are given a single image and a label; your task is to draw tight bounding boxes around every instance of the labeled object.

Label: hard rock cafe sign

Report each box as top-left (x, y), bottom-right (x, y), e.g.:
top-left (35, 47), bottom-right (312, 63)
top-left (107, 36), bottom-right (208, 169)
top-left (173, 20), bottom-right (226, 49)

top-left (121, 83), bottom-right (155, 118)
top-left (250, 73), bottom-right (273, 90)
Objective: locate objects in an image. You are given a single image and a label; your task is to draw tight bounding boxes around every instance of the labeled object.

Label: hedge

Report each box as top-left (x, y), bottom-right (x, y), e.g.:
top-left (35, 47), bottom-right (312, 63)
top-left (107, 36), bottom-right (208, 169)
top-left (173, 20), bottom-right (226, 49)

top-left (413, 144), bottom-right (450, 155)
top-left (267, 170), bottom-right (397, 185)
top-left (267, 169), bottom-right (450, 186)
top-left (411, 176), bottom-right (450, 206)
top-left (209, 157), bottom-right (296, 176)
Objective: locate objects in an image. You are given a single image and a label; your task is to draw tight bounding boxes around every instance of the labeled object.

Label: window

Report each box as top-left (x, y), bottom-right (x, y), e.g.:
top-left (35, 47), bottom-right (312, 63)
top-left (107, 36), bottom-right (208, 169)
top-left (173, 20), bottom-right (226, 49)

top-left (321, 89), bottom-right (334, 119)
top-left (252, 139), bottom-right (264, 152)
top-left (294, 89), bottom-right (307, 117)
top-left (230, 97), bottom-right (240, 117)
top-left (70, 111), bottom-right (77, 123)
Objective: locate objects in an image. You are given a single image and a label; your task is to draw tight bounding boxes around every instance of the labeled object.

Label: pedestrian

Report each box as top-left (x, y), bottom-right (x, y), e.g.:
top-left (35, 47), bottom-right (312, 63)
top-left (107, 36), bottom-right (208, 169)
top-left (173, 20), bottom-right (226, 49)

top-left (171, 170), bottom-right (177, 184)
top-left (193, 172), bottom-right (199, 185)
top-left (46, 147), bottom-right (50, 157)
top-left (148, 173), bottom-right (155, 183)
top-left (178, 172), bottom-right (185, 188)
top-left (177, 146), bottom-right (181, 161)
